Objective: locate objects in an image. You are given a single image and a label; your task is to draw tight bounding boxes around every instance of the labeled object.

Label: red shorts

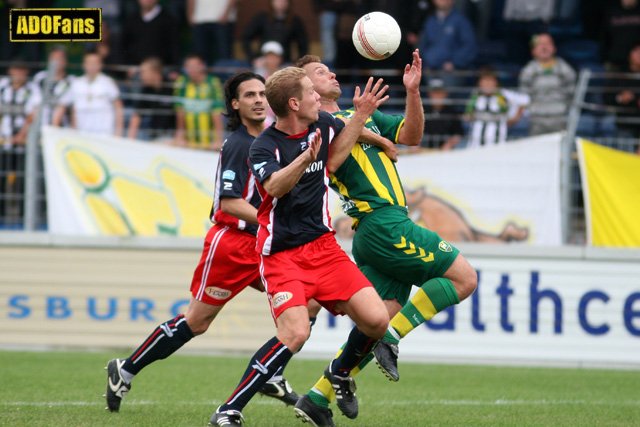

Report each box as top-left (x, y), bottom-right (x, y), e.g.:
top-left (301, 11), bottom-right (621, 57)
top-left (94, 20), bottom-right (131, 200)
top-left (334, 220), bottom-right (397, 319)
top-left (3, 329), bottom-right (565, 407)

top-left (260, 233), bottom-right (373, 319)
top-left (191, 224), bottom-right (260, 306)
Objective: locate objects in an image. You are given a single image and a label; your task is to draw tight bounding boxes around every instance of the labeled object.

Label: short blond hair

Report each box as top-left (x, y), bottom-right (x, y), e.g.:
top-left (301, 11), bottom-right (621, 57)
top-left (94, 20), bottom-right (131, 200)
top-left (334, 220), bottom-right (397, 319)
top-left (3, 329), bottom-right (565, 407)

top-left (265, 66), bottom-right (306, 118)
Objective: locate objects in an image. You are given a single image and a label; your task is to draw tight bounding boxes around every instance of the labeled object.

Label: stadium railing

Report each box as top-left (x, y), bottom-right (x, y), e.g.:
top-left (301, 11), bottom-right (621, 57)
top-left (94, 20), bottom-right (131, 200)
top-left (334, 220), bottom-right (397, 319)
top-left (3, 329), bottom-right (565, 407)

top-left (0, 60), bottom-right (636, 245)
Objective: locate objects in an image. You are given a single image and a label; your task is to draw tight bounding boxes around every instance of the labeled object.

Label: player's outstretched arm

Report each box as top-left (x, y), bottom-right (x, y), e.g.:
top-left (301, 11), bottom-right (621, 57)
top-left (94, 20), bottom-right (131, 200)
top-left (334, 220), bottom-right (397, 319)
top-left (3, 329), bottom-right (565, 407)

top-left (397, 49), bottom-right (424, 146)
top-left (262, 128), bottom-right (322, 198)
top-left (328, 77), bottom-right (389, 172)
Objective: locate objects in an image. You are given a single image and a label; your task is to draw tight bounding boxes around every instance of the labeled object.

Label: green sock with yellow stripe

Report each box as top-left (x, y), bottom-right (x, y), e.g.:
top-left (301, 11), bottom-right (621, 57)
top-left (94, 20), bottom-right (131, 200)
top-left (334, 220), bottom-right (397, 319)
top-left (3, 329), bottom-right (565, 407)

top-left (385, 277), bottom-right (460, 343)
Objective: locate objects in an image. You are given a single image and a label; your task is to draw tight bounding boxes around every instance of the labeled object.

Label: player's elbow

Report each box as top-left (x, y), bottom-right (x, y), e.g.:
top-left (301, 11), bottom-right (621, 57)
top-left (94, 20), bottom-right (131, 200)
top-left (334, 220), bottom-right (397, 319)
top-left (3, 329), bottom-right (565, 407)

top-left (326, 159), bottom-right (341, 174)
top-left (263, 181), bottom-right (286, 199)
top-left (219, 198), bottom-right (235, 215)
top-left (398, 134), bottom-right (421, 147)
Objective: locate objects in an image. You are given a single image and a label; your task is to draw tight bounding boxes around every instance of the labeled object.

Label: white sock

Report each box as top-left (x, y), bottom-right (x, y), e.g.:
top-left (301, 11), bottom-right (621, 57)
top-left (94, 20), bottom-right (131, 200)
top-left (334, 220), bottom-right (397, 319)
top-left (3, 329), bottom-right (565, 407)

top-left (266, 374), bottom-right (283, 384)
top-left (120, 367), bottom-right (135, 384)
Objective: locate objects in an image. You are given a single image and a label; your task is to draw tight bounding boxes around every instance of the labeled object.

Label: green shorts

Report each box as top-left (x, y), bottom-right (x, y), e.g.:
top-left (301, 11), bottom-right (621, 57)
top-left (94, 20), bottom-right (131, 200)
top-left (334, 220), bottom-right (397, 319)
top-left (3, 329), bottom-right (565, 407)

top-left (352, 205), bottom-right (460, 306)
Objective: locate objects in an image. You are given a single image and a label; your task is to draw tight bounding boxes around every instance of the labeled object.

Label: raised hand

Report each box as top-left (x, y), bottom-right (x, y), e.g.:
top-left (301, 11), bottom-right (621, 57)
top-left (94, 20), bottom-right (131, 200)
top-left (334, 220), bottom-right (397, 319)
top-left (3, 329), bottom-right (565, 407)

top-left (403, 49), bottom-right (422, 93)
top-left (353, 77), bottom-right (389, 118)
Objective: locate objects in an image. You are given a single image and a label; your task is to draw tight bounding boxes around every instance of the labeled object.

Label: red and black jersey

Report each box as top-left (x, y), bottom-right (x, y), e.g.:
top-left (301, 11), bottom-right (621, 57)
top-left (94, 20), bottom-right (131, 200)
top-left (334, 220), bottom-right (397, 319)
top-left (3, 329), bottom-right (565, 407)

top-left (250, 111), bottom-right (345, 255)
top-left (211, 125), bottom-right (261, 235)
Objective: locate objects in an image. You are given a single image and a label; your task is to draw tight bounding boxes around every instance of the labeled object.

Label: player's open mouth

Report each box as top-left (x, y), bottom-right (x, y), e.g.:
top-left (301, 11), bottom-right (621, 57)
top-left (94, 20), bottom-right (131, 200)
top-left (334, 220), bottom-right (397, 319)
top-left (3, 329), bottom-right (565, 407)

top-left (253, 108), bottom-right (265, 112)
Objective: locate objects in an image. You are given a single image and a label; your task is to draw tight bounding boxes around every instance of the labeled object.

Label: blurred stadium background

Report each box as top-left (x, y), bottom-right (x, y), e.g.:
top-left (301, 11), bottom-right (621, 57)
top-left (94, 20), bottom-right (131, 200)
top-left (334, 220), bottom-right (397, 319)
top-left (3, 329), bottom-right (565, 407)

top-left (1, 0), bottom-right (640, 426)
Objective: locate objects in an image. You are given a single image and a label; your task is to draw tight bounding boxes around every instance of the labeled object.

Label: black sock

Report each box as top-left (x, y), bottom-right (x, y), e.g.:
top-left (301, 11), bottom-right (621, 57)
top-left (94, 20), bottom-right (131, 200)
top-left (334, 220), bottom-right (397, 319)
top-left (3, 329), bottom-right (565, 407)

top-left (122, 314), bottom-right (194, 376)
top-left (219, 336), bottom-right (293, 412)
top-left (330, 326), bottom-right (378, 377)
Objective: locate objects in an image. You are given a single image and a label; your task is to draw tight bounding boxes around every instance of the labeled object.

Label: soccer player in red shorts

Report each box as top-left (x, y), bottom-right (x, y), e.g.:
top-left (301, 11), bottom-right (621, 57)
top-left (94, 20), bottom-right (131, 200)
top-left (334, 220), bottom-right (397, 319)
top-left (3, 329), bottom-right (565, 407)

top-left (104, 72), bottom-right (299, 412)
top-left (210, 68), bottom-right (390, 426)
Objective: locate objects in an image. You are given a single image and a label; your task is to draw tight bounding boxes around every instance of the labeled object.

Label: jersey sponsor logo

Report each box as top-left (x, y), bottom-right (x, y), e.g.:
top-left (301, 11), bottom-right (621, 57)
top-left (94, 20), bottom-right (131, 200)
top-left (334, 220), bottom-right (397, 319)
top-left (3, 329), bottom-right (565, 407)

top-left (252, 360), bottom-right (269, 374)
top-left (439, 240), bottom-right (453, 253)
top-left (271, 291), bottom-right (292, 308)
top-left (222, 170), bottom-right (236, 180)
top-left (305, 160), bottom-right (324, 174)
top-left (253, 161), bottom-right (267, 178)
top-left (253, 161), bottom-right (267, 171)
top-left (204, 286), bottom-right (232, 300)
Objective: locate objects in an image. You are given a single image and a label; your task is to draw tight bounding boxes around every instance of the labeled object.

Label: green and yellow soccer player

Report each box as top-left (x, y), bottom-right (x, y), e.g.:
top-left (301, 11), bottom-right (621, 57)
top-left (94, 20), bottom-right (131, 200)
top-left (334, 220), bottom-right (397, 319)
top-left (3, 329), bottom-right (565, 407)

top-left (294, 51), bottom-right (478, 426)
top-left (174, 54), bottom-right (224, 150)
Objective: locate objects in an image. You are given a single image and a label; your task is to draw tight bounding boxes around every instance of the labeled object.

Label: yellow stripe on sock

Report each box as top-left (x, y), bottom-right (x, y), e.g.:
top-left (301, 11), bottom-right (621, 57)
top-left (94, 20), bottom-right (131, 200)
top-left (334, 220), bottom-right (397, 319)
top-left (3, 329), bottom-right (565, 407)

top-left (313, 376), bottom-right (335, 401)
top-left (390, 312), bottom-right (414, 338)
top-left (412, 288), bottom-right (438, 320)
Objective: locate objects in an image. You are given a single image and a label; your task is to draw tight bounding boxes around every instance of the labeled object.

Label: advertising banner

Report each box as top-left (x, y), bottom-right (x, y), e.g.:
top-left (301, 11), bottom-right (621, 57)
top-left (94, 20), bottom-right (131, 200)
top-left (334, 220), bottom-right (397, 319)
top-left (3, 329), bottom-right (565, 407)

top-left (41, 126), bottom-right (218, 237)
top-left (1, 243), bottom-right (638, 367)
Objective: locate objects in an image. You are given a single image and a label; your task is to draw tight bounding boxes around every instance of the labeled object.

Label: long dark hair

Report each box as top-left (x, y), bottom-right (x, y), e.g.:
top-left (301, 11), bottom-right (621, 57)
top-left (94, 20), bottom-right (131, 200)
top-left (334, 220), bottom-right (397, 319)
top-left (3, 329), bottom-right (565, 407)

top-left (224, 71), bottom-right (266, 131)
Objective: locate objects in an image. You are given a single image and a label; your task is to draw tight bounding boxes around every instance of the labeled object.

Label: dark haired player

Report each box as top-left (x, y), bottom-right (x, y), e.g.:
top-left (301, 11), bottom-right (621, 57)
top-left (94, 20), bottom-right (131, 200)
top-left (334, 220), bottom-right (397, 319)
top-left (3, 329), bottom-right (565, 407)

top-left (210, 67), bottom-right (390, 427)
top-left (104, 72), bottom-right (299, 412)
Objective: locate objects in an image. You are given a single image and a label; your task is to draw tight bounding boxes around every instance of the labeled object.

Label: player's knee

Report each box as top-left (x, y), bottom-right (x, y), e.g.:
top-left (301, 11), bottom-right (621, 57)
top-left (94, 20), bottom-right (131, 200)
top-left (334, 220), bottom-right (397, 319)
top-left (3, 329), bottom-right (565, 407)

top-left (185, 318), bottom-right (209, 336)
top-left (279, 324), bottom-right (310, 352)
top-left (457, 263), bottom-right (478, 301)
top-left (184, 314), bottom-right (215, 336)
top-left (361, 310), bottom-right (389, 339)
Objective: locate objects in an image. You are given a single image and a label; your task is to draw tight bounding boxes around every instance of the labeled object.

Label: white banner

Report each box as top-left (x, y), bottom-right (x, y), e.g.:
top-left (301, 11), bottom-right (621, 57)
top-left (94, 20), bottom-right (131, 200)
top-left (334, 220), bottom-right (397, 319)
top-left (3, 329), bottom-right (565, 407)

top-left (41, 126), bottom-right (218, 237)
top-left (42, 128), bottom-right (561, 244)
top-left (330, 133), bottom-right (562, 245)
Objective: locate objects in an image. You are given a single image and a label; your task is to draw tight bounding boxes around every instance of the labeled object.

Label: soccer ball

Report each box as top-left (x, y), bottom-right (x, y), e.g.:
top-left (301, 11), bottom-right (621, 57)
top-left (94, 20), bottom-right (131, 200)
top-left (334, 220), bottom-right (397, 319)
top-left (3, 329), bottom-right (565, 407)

top-left (352, 12), bottom-right (401, 61)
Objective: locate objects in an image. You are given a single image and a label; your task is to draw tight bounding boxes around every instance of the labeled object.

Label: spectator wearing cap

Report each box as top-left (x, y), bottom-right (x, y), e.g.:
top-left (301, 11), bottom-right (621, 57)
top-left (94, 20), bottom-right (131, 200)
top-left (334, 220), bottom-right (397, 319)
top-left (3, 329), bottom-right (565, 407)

top-left (519, 33), bottom-right (575, 136)
top-left (242, 0), bottom-right (308, 63)
top-left (421, 78), bottom-right (464, 150)
top-left (253, 41), bottom-right (283, 127)
top-left (0, 60), bottom-right (42, 226)
top-left (418, 0), bottom-right (477, 73)
top-left (254, 41), bottom-right (285, 79)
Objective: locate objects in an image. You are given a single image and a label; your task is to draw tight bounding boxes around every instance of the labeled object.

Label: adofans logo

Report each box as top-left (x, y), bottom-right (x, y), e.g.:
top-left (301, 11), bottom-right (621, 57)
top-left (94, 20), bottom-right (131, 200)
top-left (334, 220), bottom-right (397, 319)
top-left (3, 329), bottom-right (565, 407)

top-left (10, 8), bottom-right (101, 42)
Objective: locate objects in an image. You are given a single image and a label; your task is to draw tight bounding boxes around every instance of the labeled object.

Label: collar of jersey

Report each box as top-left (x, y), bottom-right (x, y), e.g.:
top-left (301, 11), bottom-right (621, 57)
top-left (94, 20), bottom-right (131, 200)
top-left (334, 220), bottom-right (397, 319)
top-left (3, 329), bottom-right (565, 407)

top-left (285, 128), bottom-right (310, 140)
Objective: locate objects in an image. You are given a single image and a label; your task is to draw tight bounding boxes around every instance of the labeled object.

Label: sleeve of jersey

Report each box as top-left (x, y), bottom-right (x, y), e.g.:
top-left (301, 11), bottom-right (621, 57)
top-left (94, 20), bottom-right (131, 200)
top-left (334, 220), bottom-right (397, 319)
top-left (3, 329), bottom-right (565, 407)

top-left (249, 137), bottom-right (281, 185)
top-left (219, 137), bottom-right (249, 199)
top-left (372, 110), bottom-right (405, 143)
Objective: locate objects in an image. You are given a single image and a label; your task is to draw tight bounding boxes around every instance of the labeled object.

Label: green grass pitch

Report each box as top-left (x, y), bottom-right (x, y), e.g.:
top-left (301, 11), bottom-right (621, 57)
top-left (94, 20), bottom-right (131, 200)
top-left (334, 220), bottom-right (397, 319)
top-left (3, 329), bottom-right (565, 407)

top-left (1, 350), bottom-right (638, 426)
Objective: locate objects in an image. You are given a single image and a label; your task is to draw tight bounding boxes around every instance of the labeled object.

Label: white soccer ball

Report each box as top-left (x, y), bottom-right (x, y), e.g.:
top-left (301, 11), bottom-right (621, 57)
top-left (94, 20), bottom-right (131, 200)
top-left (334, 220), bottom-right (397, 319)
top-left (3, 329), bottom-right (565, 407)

top-left (352, 11), bottom-right (401, 61)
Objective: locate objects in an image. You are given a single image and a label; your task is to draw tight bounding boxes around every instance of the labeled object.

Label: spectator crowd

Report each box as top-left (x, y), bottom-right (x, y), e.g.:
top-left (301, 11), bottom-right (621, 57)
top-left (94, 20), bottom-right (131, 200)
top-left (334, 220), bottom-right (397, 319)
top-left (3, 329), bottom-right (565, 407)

top-left (0, 0), bottom-right (639, 176)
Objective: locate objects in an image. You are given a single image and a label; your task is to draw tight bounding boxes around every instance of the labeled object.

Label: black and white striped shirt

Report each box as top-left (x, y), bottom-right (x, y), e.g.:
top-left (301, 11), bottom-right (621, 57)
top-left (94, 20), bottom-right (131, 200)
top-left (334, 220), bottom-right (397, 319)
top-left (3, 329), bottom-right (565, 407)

top-left (0, 79), bottom-right (42, 142)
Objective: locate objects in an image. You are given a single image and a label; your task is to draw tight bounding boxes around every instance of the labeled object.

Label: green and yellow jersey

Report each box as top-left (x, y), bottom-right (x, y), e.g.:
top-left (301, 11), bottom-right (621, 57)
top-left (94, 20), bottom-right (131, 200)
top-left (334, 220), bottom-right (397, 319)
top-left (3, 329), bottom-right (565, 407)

top-left (174, 75), bottom-right (224, 148)
top-left (330, 108), bottom-right (406, 226)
